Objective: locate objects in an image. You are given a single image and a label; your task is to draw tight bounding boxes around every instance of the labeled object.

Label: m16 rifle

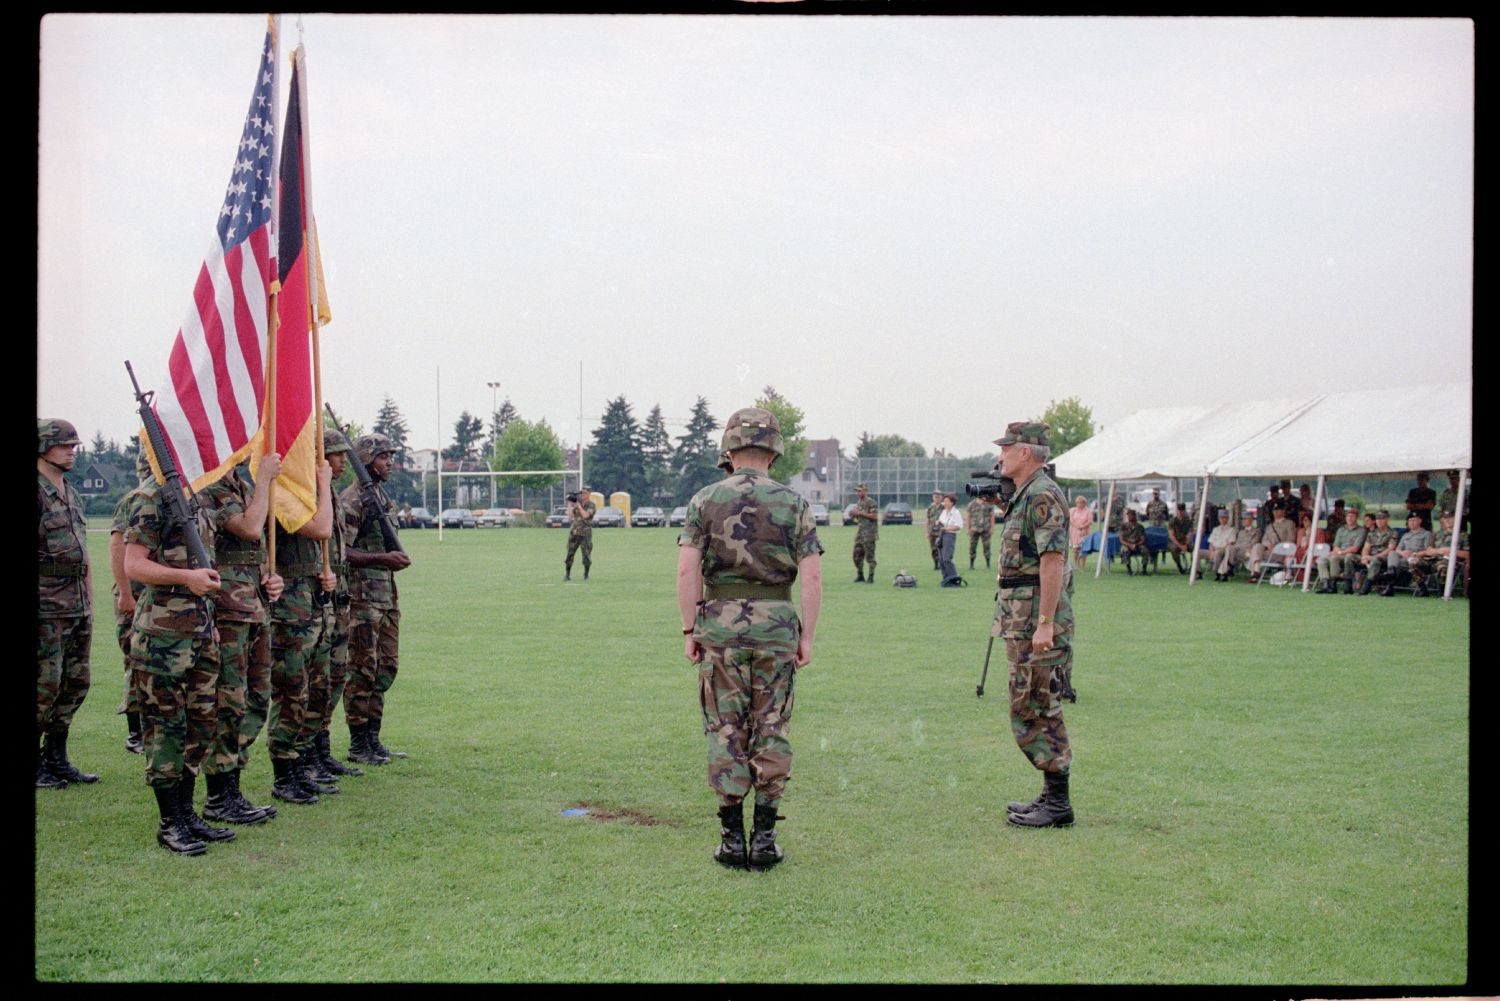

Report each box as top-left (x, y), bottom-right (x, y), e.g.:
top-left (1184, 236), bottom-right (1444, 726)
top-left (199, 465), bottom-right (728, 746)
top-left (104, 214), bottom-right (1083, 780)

top-left (326, 405), bottom-right (404, 555)
top-left (125, 360), bottom-right (214, 570)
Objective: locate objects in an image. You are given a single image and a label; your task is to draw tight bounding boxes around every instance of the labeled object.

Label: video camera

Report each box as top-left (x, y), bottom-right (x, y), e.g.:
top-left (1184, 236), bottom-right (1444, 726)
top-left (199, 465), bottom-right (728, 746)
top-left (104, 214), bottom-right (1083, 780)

top-left (964, 462), bottom-right (1057, 503)
top-left (566, 492), bottom-right (583, 503)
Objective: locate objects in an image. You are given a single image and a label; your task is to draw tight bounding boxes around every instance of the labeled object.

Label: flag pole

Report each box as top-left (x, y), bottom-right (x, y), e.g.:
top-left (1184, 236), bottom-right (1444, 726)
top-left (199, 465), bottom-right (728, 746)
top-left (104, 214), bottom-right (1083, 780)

top-left (264, 14), bottom-right (283, 571)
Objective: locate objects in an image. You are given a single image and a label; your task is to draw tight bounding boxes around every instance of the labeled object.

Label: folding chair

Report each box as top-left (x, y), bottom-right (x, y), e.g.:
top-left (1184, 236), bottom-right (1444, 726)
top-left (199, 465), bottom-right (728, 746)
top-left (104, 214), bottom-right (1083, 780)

top-left (1256, 541), bottom-right (1299, 587)
top-left (1292, 543), bottom-right (1331, 587)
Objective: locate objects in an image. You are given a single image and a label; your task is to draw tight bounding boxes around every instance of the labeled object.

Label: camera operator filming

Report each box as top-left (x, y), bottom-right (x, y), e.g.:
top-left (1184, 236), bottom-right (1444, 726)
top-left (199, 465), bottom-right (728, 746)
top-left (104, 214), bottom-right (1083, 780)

top-left (564, 487), bottom-right (596, 582)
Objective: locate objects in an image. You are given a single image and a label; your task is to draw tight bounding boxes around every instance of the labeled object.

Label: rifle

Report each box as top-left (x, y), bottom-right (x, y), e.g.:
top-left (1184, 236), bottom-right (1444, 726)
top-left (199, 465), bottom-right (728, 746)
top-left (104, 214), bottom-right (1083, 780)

top-left (326, 405), bottom-right (405, 555)
top-left (125, 361), bottom-right (214, 571)
top-left (976, 634), bottom-right (994, 698)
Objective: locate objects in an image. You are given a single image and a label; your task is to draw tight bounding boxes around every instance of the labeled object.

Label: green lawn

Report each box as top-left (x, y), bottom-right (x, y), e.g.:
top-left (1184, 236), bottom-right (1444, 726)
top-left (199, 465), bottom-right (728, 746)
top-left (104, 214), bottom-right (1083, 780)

top-left (36, 523), bottom-right (1470, 983)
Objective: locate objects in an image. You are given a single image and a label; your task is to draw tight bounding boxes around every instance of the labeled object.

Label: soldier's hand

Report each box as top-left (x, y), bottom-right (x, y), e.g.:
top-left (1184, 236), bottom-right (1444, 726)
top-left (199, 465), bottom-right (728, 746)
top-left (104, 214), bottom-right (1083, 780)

top-left (116, 590), bottom-right (136, 615)
top-left (263, 572), bottom-right (285, 603)
top-left (684, 635), bottom-right (702, 664)
top-left (259, 452), bottom-right (282, 482)
top-left (1032, 621), bottom-right (1056, 653)
top-left (317, 461), bottom-right (333, 489)
top-left (318, 570), bottom-right (337, 593)
top-left (187, 568), bottom-right (221, 596)
top-left (386, 552), bottom-right (413, 571)
top-left (795, 636), bottom-right (813, 668)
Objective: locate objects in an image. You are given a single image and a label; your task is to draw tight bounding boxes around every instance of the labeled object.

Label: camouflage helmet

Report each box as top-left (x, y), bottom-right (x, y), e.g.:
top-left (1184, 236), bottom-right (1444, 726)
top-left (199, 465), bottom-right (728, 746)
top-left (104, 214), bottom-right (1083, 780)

top-left (720, 407), bottom-right (783, 461)
top-left (38, 418), bottom-right (82, 454)
top-left (323, 428), bottom-right (352, 456)
top-left (354, 432), bottom-right (395, 465)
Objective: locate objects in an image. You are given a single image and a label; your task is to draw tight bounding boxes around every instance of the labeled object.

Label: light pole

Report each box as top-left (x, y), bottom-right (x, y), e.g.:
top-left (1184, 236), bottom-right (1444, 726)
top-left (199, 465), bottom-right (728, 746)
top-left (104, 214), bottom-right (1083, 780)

top-left (487, 380), bottom-right (501, 504)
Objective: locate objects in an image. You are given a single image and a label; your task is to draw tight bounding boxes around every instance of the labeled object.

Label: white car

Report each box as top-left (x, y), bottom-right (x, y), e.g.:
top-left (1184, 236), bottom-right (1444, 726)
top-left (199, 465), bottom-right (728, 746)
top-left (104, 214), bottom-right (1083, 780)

top-left (477, 508), bottom-right (513, 527)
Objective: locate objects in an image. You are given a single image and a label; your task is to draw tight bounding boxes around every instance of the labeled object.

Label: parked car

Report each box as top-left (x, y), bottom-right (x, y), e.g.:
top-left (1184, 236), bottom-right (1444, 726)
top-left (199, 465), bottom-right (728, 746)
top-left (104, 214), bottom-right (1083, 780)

top-left (882, 502), bottom-right (914, 525)
top-left (810, 503), bottom-right (829, 526)
top-left (631, 506), bottom-right (667, 527)
top-left (439, 507), bottom-right (478, 528)
top-left (669, 506), bottom-right (688, 527)
top-left (406, 507), bottom-right (436, 529)
top-left (477, 508), bottom-right (513, 527)
top-left (545, 507), bottom-right (571, 528)
top-left (593, 505), bottom-right (626, 528)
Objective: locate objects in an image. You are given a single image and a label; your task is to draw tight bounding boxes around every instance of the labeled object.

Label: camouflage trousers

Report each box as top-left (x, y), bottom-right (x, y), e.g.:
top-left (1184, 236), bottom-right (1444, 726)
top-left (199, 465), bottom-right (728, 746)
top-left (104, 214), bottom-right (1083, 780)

top-left (299, 602), bottom-right (344, 750)
top-left (698, 650), bottom-right (797, 809)
top-left (565, 533), bottom-right (592, 572)
top-left (1411, 556), bottom-right (1461, 590)
top-left (38, 615), bottom-right (92, 736)
top-left (928, 529), bottom-right (942, 564)
top-left (130, 632), bottom-right (219, 787)
top-left (114, 606), bottom-right (143, 716)
top-left (237, 619), bottom-right (275, 769)
top-left (968, 531), bottom-right (992, 565)
top-left (852, 535), bottom-right (877, 571)
top-left (267, 581), bottom-right (324, 760)
top-left (345, 604), bottom-right (400, 728)
top-left (207, 617), bottom-right (268, 776)
top-left (994, 592), bottom-right (1074, 774)
top-left (318, 602), bottom-right (352, 738)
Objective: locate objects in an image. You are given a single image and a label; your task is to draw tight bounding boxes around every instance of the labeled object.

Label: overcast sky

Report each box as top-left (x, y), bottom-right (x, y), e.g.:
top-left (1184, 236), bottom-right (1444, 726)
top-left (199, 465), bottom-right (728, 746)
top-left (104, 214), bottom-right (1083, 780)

top-left (37, 14), bottom-right (1473, 462)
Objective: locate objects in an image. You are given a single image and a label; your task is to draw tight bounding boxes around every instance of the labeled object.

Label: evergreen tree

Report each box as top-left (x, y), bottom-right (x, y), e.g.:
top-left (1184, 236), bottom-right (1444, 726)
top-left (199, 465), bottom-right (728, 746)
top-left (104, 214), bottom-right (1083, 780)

top-left (587, 396), bottom-right (645, 499)
top-left (754, 385), bottom-right (808, 485)
top-left (671, 396), bottom-right (719, 503)
top-left (445, 410), bottom-right (485, 462)
top-left (640, 404), bottom-right (674, 503)
top-left (372, 395), bottom-right (411, 463)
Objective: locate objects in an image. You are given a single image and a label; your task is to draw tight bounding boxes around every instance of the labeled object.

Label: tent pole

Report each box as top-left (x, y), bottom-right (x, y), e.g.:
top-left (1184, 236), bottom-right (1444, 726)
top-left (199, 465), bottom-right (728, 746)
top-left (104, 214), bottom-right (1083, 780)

top-left (1302, 474), bottom-right (1327, 592)
top-left (1441, 468), bottom-right (1469, 600)
top-left (1096, 480), bottom-right (1118, 579)
top-left (1189, 475), bottom-right (1210, 586)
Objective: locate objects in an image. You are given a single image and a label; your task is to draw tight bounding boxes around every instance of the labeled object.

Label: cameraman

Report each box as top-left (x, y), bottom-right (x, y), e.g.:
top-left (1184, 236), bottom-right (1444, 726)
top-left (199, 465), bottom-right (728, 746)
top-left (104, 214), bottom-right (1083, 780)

top-left (564, 486), bottom-right (596, 582)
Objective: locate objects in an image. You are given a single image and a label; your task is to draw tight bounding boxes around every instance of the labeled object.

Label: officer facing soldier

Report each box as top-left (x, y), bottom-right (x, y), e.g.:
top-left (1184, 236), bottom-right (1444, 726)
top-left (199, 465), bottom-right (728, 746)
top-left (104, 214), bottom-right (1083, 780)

top-left (850, 482), bottom-right (879, 583)
top-left (992, 421), bottom-right (1077, 829)
top-left (37, 418), bottom-right (98, 789)
top-left (677, 407), bottom-right (823, 870)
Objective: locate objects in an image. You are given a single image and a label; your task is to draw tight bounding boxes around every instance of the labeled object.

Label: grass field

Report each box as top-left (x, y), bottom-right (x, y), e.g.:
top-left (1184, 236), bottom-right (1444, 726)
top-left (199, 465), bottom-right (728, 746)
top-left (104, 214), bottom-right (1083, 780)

top-left (35, 522), bottom-right (1472, 984)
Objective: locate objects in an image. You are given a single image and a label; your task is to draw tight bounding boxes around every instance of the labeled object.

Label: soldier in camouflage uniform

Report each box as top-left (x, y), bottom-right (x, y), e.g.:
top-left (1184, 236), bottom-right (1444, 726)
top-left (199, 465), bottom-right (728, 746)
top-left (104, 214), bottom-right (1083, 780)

top-left (1438, 471), bottom-right (1470, 532)
top-left (1166, 503), bottom-right (1195, 575)
top-left (926, 491), bottom-right (943, 570)
top-left (267, 457), bottom-right (337, 803)
top-left (1316, 508), bottom-right (1366, 594)
top-left (313, 430), bottom-right (361, 780)
top-left (992, 422), bottom-right (1077, 829)
top-left (677, 407), bottom-right (823, 870)
top-left (966, 495), bottom-right (995, 570)
top-left (108, 450), bottom-right (154, 755)
top-left (342, 433), bottom-right (413, 765)
top-left (850, 482), bottom-right (879, 583)
top-left (1357, 511), bottom-right (1399, 595)
top-left (198, 452), bottom-right (284, 824)
top-left (37, 418), bottom-right (98, 789)
top-left (1143, 489), bottom-right (1170, 571)
top-left (1409, 510), bottom-right (1468, 597)
top-left (564, 485), bottom-right (596, 581)
top-left (123, 466), bottom-right (228, 854)
top-left (1116, 509), bottom-right (1149, 575)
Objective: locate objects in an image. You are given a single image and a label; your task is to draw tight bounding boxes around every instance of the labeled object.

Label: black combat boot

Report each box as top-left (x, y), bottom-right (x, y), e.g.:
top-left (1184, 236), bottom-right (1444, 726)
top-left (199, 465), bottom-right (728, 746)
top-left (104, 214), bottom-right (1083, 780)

top-left (370, 719), bottom-right (406, 760)
top-left (203, 771), bottom-right (269, 825)
top-left (1379, 572), bottom-right (1398, 597)
top-left (1007, 770), bottom-right (1074, 828)
top-left (583, 565), bottom-right (590, 582)
top-left (1343, 576), bottom-right (1356, 595)
top-left (867, 564), bottom-right (877, 584)
top-left (564, 566), bottom-right (572, 581)
top-left (295, 752), bottom-right (339, 795)
top-left (44, 730), bottom-right (99, 784)
top-left (178, 773), bottom-right (235, 842)
top-left (854, 569), bottom-right (865, 583)
top-left (713, 804), bottom-right (746, 869)
top-left (346, 723), bottom-right (379, 765)
top-left (154, 783), bottom-right (207, 855)
top-left (229, 768), bottom-right (275, 819)
top-left (125, 712), bottom-right (144, 754)
top-left (36, 745), bottom-right (67, 789)
top-left (1007, 773), bottom-right (1047, 816)
top-left (271, 757), bottom-right (319, 804)
top-left (1358, 573), bottom-right (1375, 596)
top-left (319, 729), bottom-right (362, 777)
top-left (748, 803), bottom-right (785, 871)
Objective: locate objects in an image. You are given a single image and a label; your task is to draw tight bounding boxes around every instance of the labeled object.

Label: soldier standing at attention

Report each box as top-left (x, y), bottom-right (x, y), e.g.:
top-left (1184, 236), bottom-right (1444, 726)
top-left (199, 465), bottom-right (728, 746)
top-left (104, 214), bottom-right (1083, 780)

top-left (992, 421), bottom-right (1077, 829)
top-left (198, 452), bottom-right (284, 825)
top-left (564, 485), bottom-right (596, 581)
top-left (108, 451), bottom-right (154, 755)
top-left (342, 434), bottom-right (413, 766)
top-left (966, 493), bottom-right (996, 571)
top-left (37, 418), bottom-right (98, 789)
top-left (850, 482), bottom-right (879, 583)
top-left (677, 407), bottom-right (822, 870)
top-left (925, 490), bottom-right (943, 571)
top-left (315, 430), bottom-right (361, 779)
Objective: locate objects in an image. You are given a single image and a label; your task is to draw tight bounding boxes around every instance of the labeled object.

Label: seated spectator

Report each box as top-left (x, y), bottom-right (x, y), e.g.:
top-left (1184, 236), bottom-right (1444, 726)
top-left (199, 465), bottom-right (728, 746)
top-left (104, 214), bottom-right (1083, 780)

top-left (1292, 510), bottom-right (1317, 568)
top-left (1357, 510), bottom-right (1400, 595)
top-left (1409, 509), bottom-right (1468, 597)
top-left (1166, 502), bottom-right (1196, 575)
top-left (1205, 509), bottom-right (1235, 581)
top-left (1371, 512), bottom-right (1433, 596)
top-left (1216, 510), bottom-right (1259, 582)
top-left (1325, 498), bottom-right (1347, 540)
top-left (1248, 506), bottom-right (1297, 582)
top-left (1258, 484), bottom-right (1282, 533)
top-left (1117, 509), bottom-right (1149, 575)
top-left (1438, 470), bottom-right (1470, 532)
top-left (1405, 471), bottom-right (1437, 531)
top-left (1317, 508), bottom-right (1366, 594)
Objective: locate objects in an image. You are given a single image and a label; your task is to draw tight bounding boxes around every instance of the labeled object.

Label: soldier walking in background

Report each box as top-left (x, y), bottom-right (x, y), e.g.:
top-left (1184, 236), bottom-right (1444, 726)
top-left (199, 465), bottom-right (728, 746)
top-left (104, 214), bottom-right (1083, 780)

top-left (37, 418), bottom-right (98, 789)
top-left (677, 407), bottom-right (823, 870)
top-left (850, 482), bottom-right (879, 583)
top-left (967, 493), bottom-right (995, 570)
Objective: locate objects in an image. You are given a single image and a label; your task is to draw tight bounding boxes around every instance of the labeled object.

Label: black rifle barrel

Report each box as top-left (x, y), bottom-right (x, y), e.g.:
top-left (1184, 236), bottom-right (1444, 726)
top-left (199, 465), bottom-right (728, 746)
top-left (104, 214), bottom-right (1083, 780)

top-left (325, 405), bottom-right (404, 555)
top-left (124, 361), bottom-right (214, 570)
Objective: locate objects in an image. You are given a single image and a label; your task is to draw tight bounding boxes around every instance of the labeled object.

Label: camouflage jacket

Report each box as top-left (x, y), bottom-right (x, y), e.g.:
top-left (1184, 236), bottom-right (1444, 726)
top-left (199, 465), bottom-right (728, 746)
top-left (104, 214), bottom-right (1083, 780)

top-left (680, 467), bottom-right (823, 650)
top-left (1364, 527), bottom-right (1397, 557)
top-left (1168, 514), bottom-right (1195, 546)
top-left (1429, 527), bottom-right (1467, 553)
top-left (854, 496), bottom-right (879, 540)
top-left (1118, 521), bottom-right (1146, 548)
top-left (201, 464), bottom-right (266, 624)
top-left (1438, 486), bottom-right (1469, 519)
top-left (124, 479), bottom-right (215, 638)
top-left (570, 499), bottom-right (596, 538)
top-left (1144, 498), bottom-right (1170, 526)
top-left (996, 468), bottom-right (1071, 638)
top-left (110, 485), bottom-right (147, 605)
top-left (340, 481), bottom-right (398, 608)
top-left (966, 498), bottom-right (994, 535)
top-left (925, 502), bottom-right (942, 536)
top-left (1332, 525), bottom-right (1367, 553)
top-left (37, 471), bottom-right (90, 618)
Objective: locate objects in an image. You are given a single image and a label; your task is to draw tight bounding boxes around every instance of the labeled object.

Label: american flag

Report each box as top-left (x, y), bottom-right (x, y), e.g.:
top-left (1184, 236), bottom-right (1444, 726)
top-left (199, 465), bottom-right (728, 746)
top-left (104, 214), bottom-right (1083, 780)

top-left (152, 17), bottom-right (280, 490)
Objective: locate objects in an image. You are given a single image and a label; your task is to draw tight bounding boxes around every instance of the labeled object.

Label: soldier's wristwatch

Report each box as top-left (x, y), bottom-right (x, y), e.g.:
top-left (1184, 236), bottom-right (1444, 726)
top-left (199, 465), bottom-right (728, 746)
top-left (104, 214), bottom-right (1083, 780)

top-left (1037, 614), bottom-right (1052, 625)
